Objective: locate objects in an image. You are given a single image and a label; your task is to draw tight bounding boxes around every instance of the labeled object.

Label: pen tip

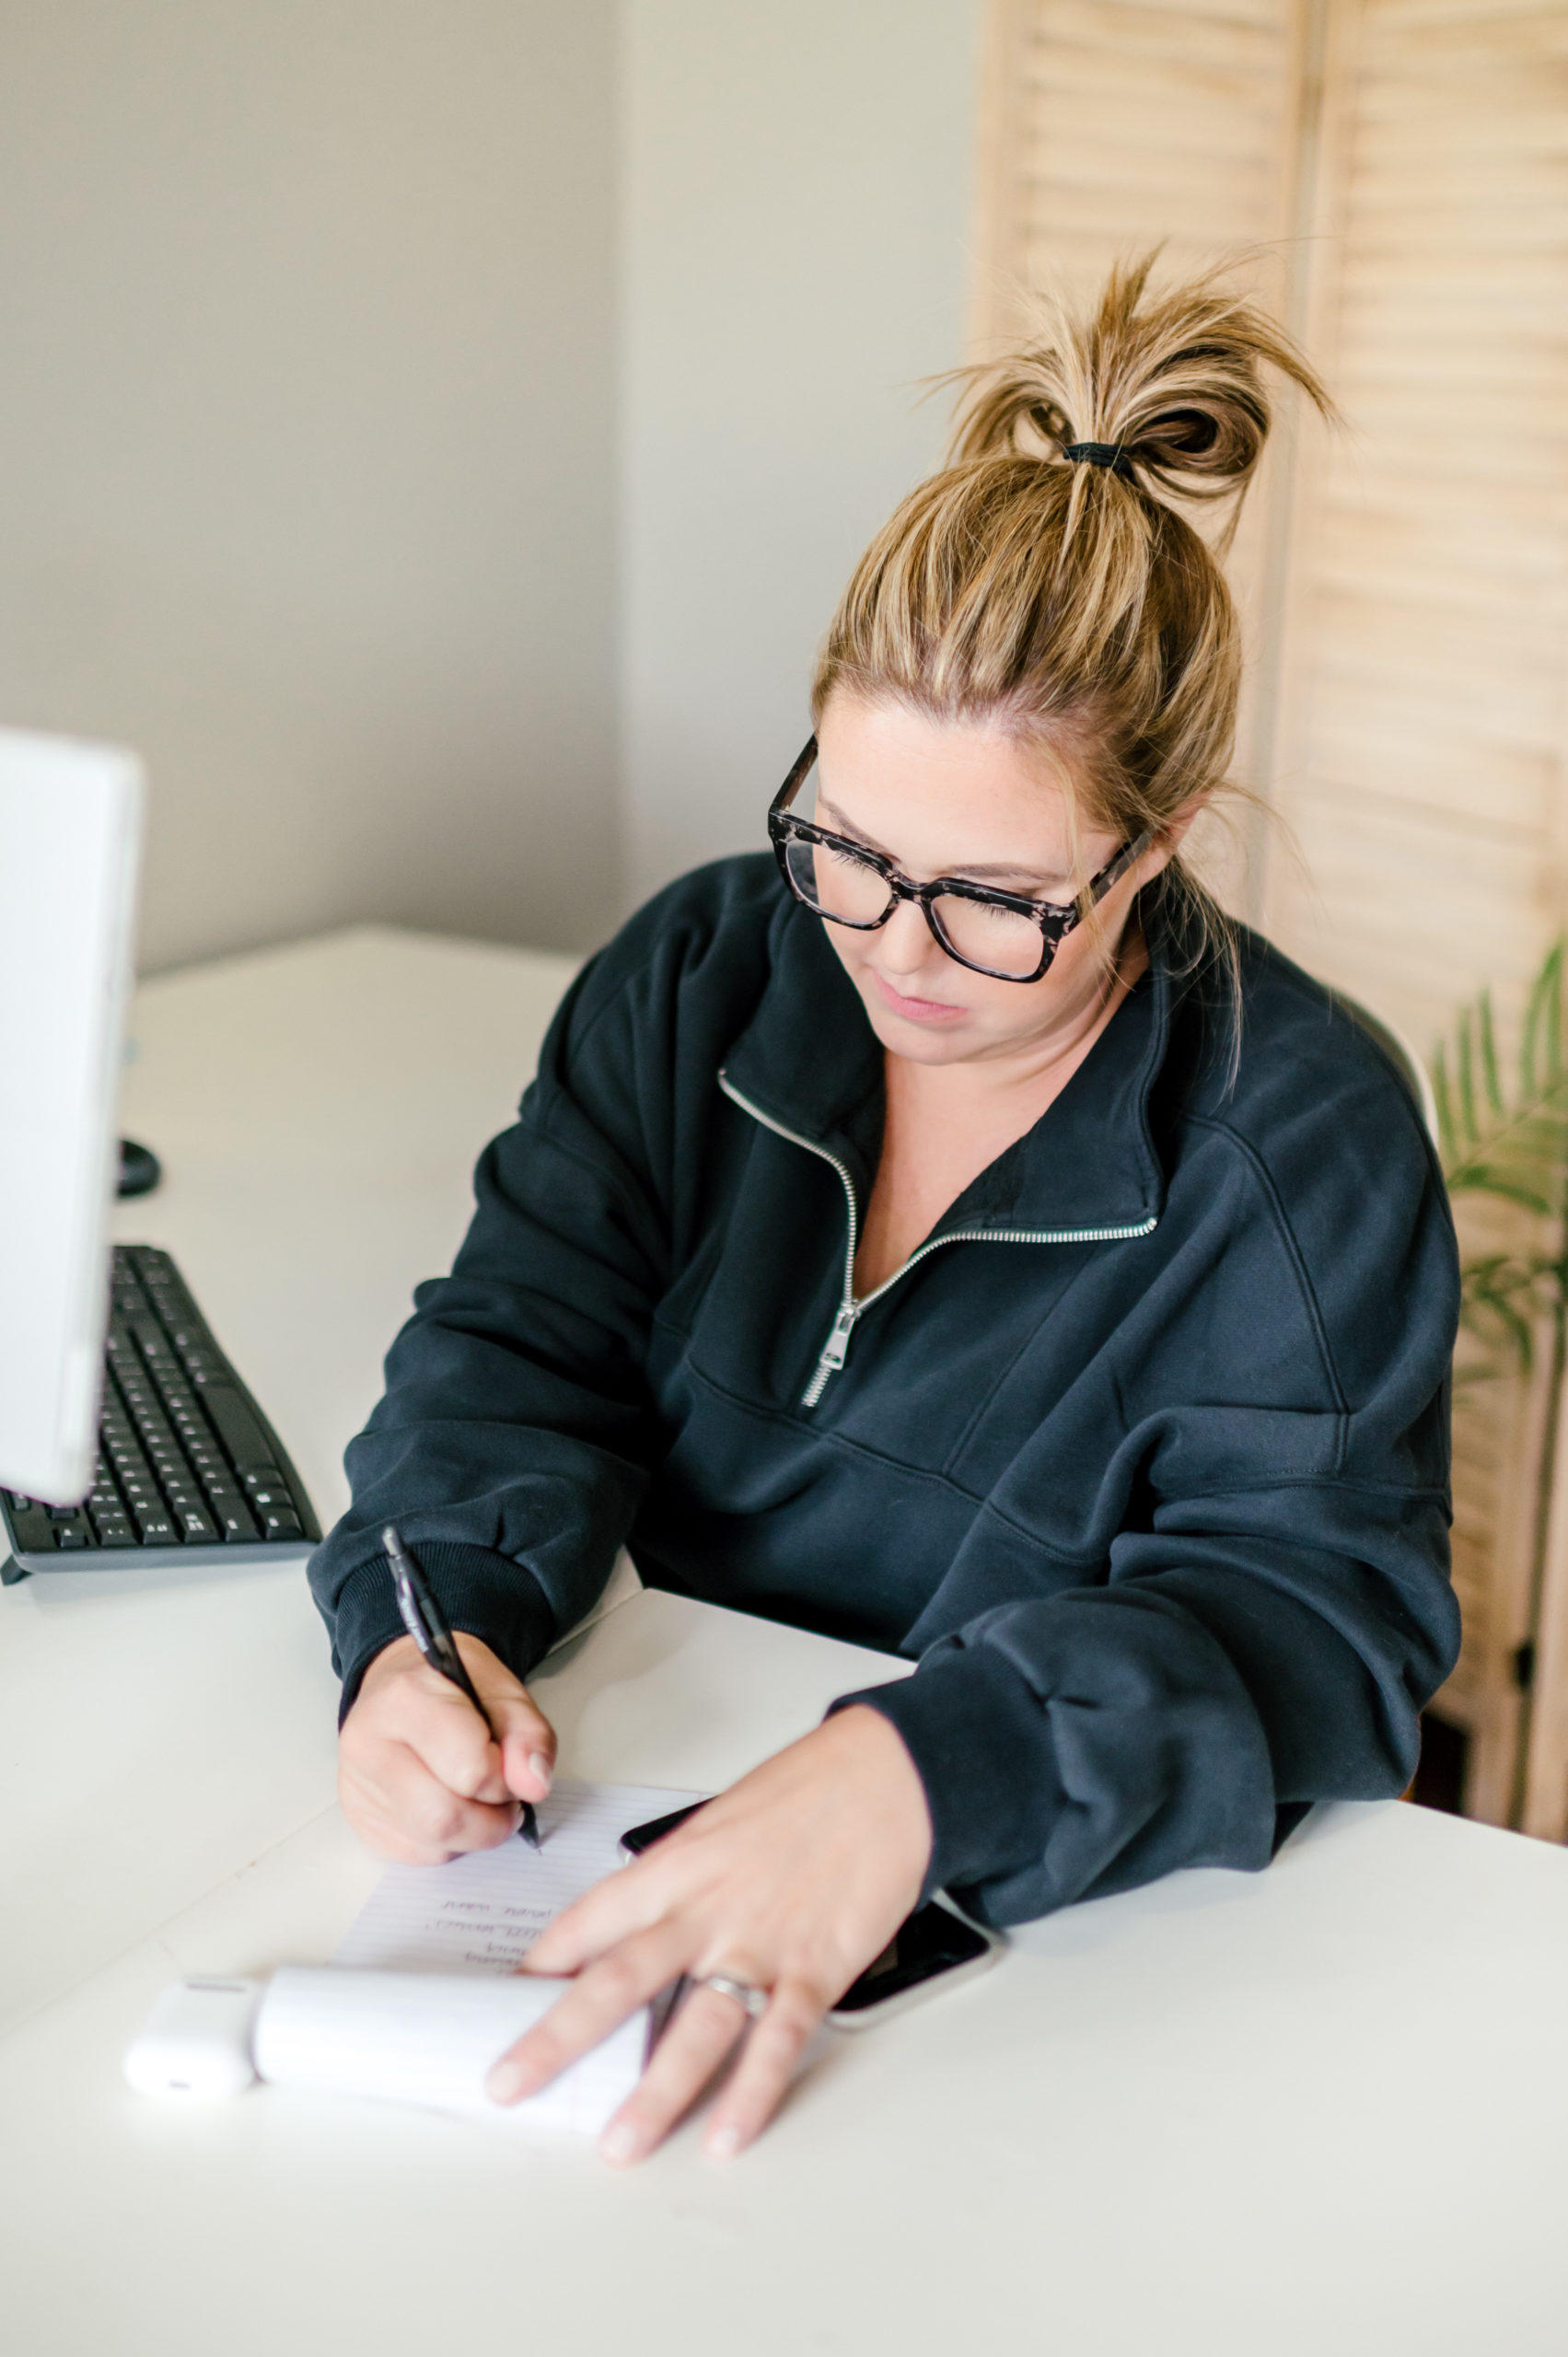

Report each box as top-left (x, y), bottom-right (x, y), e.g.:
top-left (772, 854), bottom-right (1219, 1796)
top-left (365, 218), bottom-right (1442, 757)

top-left (518, 1802), bottom-right (541, 1849)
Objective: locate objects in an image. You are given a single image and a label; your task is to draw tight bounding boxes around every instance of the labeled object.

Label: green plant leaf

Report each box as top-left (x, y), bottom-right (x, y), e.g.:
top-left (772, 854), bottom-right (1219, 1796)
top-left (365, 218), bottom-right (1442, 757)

top-left (1457, 1249), bottom-right (1560, 1375)
top-left (1432, 1040), bottom-right (1456, 1165)
top-left (1439, 936), bottom-right (1568, 1216)
top-left (1480, 991), bottom-right (1503, 1118)
top-left (1457, 1006), bottom-right (1477, 1145)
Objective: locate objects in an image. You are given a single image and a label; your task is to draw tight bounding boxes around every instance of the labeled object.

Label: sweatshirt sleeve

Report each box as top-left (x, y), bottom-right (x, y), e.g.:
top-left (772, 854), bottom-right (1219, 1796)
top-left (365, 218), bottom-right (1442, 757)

top-left (837, 1061), bottom-right (1462, 1928)
top-left (308, 938), bottom-right (681, 1717)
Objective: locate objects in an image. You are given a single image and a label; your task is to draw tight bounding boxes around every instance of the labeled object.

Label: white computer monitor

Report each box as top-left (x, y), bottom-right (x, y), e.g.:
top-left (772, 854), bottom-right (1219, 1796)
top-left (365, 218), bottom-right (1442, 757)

top-left (0, 727), bottom-right (145, 1505)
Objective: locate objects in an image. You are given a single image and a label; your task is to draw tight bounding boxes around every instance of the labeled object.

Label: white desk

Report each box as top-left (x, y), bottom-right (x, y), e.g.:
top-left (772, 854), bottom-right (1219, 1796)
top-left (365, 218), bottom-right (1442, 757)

top-left (4, 928), bottom-right (1568, 2357)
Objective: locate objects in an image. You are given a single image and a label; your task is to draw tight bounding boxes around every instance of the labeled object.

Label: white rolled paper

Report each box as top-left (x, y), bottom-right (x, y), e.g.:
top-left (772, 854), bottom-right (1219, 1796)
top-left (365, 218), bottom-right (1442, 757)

top-left (252, 1968), bottom-right (648, 2136)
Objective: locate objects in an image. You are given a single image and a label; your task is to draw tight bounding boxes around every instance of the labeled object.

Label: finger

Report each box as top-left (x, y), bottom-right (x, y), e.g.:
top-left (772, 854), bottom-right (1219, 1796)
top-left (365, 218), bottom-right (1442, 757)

top-left (703, 1979), bottom-right (826, 2161)
top-left (485, 1924), bottom-right (691, 2105)
top-left (597, 1985), bottom-right (749, 2167)
top-left (455, 1636), bottom-right (557, 1804)
top-left (523, 1862), bottom-right (680, 1978)
top-left (378, 1666), bottom-right (514, 1803)
top-left (341, 1736), bottom-right (519, 1863)
top-left (498, 1719), bottom-right (555, 1807)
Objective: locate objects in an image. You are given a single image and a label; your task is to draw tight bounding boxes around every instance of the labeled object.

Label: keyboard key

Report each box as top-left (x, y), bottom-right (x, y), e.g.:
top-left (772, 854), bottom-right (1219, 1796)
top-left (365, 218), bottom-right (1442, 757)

top-left (176, 1506), bottom-right (218, 1542)
top-left (241, 1466), bottom-right (285, 1495)
top-left (255, 1505), bottom-right (304, 1540)
top-left (201, 1387), bottom-right (274, 1472)
top-left (6, 1500), bottom-right (55, 1550)
top-left (215, 1501), bottom-right (259, 1540)
top-left (130, 1506), bottom-right (176, 1542)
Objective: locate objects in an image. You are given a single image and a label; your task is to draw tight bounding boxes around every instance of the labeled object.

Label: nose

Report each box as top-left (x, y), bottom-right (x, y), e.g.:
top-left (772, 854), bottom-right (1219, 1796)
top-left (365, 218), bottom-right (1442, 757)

top-left (877, 895), bottom-right (943, 979)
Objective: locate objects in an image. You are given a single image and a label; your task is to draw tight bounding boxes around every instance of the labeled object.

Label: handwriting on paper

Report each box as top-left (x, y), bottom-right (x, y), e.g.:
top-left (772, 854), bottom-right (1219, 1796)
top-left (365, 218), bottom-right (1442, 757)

top-left (333, 1779), bottom-right (703, 1976)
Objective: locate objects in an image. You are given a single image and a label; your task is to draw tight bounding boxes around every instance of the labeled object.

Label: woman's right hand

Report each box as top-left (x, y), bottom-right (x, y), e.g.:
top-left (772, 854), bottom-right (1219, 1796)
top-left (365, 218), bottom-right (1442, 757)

top-left (338, 1632), bottom-right (557, 1864)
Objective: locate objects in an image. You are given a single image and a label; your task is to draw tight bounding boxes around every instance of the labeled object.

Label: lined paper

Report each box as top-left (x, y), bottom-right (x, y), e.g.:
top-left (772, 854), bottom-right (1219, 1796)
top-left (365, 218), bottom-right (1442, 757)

top-left (333, 1778), bottom-right (703, 1973)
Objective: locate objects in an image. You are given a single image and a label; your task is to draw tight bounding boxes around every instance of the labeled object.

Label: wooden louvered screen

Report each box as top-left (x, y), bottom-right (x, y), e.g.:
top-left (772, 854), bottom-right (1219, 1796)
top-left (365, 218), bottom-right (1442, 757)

top-left (973, 0), bottom-right (1568, 1828)
top-left (1268, 0), bottom-right (1568, 1828)
top-left (971, 0), bottom-right (1310, 864)
top-left (973, 0), bottom-right (1304, 297)
top-left (1265, 0), bottom-right (1568, 1051)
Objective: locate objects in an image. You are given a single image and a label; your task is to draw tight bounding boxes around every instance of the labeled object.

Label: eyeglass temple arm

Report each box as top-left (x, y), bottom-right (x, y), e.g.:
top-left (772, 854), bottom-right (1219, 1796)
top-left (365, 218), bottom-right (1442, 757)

top-left (771, 737), bottom-right (819, 815)
top-left (1090, 827), bottom-right (1157, 897)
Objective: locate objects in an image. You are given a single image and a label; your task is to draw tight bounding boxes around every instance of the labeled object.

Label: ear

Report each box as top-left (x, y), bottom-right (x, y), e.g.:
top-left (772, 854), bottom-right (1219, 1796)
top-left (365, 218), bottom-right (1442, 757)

top-left (1138, 795), bottom-right (1208, 880)
top-left (1161, 794), bottom-right (1209, 853)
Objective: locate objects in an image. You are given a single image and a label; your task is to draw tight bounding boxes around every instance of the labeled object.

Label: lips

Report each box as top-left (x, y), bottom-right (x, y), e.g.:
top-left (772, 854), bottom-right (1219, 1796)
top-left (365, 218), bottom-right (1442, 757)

top-left (866, 970), bottom-right (968, 1023)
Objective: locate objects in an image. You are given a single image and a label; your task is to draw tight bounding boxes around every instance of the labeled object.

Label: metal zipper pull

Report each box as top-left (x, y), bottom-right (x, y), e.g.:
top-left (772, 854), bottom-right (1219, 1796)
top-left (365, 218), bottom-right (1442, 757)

top-left (716, 1067), bottom-right (1160, 1418)
top-left (803, 1302), bottom-right (859, 1404)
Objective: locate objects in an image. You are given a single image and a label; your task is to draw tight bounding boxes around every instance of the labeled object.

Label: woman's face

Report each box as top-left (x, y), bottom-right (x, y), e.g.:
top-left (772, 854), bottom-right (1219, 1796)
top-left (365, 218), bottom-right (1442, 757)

top-left (810, 694), bottom-right (1174, 1068)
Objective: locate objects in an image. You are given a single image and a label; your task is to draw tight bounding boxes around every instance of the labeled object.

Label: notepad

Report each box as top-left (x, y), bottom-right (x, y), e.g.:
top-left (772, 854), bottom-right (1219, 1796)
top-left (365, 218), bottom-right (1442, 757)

top-left (333, 1777), bottom-right (702, 1973)
top-left (252, 1777), bottom-right (703, 2135)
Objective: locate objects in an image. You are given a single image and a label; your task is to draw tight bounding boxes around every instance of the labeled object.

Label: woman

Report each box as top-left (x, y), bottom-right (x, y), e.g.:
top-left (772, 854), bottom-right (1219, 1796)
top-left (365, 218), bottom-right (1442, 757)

top-left (310, 261), bottom-right (1459, 2165)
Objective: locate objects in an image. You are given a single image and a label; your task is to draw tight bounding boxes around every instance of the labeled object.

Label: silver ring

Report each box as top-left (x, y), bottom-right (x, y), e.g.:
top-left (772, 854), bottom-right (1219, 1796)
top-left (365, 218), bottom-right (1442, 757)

top-left (697, 1973), bottom-right (769, 2020)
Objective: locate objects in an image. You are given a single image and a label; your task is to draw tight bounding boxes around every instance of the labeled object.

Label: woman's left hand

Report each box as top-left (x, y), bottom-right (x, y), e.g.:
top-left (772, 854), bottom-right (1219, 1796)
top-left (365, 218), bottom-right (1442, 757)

top-left (483, 1703), bottom-right (933, 2165)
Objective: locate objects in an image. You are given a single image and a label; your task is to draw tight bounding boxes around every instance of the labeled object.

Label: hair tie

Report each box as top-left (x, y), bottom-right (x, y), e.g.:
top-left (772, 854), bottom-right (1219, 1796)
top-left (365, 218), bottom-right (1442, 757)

top-left (1063, 441), bottom-right (1136, 483)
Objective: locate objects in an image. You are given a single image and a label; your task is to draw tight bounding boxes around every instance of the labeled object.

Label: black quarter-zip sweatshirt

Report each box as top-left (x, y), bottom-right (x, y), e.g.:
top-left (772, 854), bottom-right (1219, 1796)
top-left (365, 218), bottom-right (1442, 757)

top-left (308, 855), bottom-right (1460, 1927)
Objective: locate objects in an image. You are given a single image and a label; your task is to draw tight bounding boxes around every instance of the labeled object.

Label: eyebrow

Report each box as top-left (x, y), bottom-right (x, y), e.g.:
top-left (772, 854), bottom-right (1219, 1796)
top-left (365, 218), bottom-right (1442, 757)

top-left (815, 795), bottom-right (1074, 892)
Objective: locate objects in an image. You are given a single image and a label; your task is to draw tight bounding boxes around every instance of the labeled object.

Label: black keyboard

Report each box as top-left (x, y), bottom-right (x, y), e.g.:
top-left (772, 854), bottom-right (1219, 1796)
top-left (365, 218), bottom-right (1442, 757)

top-left (1, 1245), bottom-right (320, 1582)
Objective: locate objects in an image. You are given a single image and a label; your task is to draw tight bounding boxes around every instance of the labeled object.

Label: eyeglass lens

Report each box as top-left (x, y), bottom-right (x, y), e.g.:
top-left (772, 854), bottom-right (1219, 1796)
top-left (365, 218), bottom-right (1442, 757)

top-left (782, 834), bottom-right (1049, 981)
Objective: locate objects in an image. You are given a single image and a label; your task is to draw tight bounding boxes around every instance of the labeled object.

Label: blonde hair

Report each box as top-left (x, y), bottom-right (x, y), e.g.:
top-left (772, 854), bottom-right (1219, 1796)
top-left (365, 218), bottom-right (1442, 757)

top-left (812, 255), bottom-right (1332, 965)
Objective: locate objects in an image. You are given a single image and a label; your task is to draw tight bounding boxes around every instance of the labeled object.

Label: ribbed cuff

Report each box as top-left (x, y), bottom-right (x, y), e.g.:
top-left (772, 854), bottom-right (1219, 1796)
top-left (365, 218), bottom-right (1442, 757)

top-left (832, 1643), bottom-right (1064, 1905)
top-left (331, 1541), bottom-right (557, 1724)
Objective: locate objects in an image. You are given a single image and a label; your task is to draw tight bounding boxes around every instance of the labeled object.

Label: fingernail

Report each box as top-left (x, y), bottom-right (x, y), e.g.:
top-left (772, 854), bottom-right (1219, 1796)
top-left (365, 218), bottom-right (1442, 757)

top-left (600, 2121), bottom-right (639, 2166)
top-left (528, 1751), bottom-right (552, 1794)
top-left (707, 2123), bottom-right (742, 2162)
top-left (485, 2060), bottom-right (528, 2106)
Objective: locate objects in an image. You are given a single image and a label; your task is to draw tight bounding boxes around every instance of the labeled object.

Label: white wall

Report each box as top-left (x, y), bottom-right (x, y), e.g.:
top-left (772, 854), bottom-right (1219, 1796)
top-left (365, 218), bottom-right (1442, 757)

top-left (0, 2), bottom-right (619, 970)
top-left (619, 1), bottom-right (982, 902)
top-left (0, 3), bottom-right (981, 967)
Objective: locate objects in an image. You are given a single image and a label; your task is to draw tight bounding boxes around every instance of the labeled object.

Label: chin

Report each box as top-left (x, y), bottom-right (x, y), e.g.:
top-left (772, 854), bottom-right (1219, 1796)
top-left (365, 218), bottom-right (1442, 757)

top-left (887, 1032), bottom-right (983, 1064)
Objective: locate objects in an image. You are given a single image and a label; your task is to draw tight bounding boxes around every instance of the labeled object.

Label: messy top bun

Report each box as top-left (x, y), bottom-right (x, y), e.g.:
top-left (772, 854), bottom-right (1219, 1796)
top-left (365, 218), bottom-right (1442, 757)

top-left (812, 255), bottom-right (1333, 958)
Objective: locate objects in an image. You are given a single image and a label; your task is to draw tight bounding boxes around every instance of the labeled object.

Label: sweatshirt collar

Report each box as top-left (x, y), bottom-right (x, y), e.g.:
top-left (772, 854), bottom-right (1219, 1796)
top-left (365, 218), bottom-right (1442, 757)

top-left (720, 882), bottom-right (1176, 1236)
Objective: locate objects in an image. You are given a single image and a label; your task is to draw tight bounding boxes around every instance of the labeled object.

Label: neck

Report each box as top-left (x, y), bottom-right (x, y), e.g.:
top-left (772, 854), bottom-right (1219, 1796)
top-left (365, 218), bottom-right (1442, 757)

top-left (852, 917), bottom-right (1149, 1295)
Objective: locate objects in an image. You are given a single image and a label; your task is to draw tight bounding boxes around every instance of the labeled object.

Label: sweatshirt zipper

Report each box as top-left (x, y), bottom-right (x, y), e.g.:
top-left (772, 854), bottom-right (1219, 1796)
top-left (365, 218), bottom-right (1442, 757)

top-left (717, 1070), bottom-right (1158, 1408)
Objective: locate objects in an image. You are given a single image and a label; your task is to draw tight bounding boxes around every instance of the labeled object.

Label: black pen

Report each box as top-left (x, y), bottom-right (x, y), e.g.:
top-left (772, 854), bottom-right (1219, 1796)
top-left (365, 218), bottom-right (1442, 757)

top-left (383, 1522), bottom-right (541, 1849)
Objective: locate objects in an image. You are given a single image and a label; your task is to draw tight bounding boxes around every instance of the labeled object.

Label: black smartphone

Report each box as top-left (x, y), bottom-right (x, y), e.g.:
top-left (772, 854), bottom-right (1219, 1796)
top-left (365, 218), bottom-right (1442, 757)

top-left (618, 1802), bottom-right (1002, 2025)
top-left (620, 1802), bottom-right (707, 1855)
